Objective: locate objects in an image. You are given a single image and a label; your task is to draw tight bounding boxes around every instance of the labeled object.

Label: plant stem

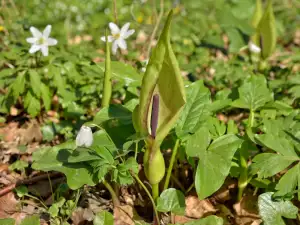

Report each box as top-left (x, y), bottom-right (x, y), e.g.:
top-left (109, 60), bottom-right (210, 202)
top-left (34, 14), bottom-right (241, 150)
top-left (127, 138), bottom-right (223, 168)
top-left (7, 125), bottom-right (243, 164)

top-left (132, 172), bottom-right (160, 225)
top-left (113, 0), bottom-right (118, 24)
top-left (103, 179), bottom-right (120, 206)
top-left (163, 139), bottom-right (180, 190)
top-left (102, 29), bottom-right (112, 107)
top-left (146, 0), bottom-right (164, 57)
top-left (152, 183), bottom-right (159, 201)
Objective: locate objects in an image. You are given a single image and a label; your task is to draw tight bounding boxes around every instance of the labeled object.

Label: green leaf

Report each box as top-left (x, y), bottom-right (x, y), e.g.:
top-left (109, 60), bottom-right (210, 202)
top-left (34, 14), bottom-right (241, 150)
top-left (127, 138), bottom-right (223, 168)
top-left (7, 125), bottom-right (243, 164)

top-left (275, 164), bottom-right (300, 198)
top-left (32, 142), bottom-right (96, 190)
top-left (250, 153), bottom-right (297, 178)
top-left (112, 157), bottom-right (138, 185)
top-left (156, 188), bottom-right (186, 215)
top-left (93, 211), bottom-right (114, 225)
top-left (67, 148), bottom-right (101, 163)
top-left (176, 80), bottom-right (211, 138)
top-left (41, 124), bottom-right (55, 141)
top-left (186, 126), bottom-right (211, 157)
top-left (97, 61), bottom-right (141, 87)
top-left (257, 0), bottom-right (277, 59)
top-left (93, 104), bottom-right (132, 125)
top-left (255, 133), bottom-right (298, 157)
top-left (184, 215), bottom-right (223, 225)
top-left (195, 134), bottom-right (243, 199)
top-left (24, 89), bottom-right (40, 117)
top-left (207, 117), bottom-right (226, 139)
top-left (138, 10), bottom-right (186, 145)
top-left (11, 70), bottom-right (26, 99)
top-left (15, 185), bottom-right (28, 197)
top-left (232, 75), bottom-right (273, 111)
top-left (258, 192), bottom-right (298, 225)
top-left (40, 83), bottom-right (51, 111)
top-left (29, 70), bottom-right (41, 98)
top-left (9, 160), bottom-right (28, 171)
top-left (20, 215), bottom-right (40, 225)
top-left (48, 197), bottom-right (66, 217)
top-left (0, 218), bottom-right (15, 225)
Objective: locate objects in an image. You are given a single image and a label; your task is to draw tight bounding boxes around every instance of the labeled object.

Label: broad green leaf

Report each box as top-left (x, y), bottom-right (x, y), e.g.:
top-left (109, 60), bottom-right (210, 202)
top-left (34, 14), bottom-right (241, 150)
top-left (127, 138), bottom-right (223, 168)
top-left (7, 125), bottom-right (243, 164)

top-left (186, 127), bottom-right (211, 157)
top-left (11, 71), bottom-right (26, 99)
top-left (9, 160), bottom-right (28, 171)
top-left (250, 153), bottom-right (297, 178)
top-left (24, 89), bottom-right (40, 117)
top-left (29, 70), bottom-right (41, 98)
top-left (232, 75), bottom-right (273, 111)
top-left (97, 61), bottom-right (141, 87)
top-left (93, 104), bottom-right (132, 125)
top-left (40, 83), bottom-right (51, 111)
top-left (15, 185), bottom-right (28, 197)
top-left (257, 0), bottom-right (277, 59)
top-left (258, 192), bottom-right (298, 225)
top-left (91, 130), bottom-right (117, 154)
top-left (112, 157), bottom-right (138, 185)
top-left (138, 10), bottom-right (186, 145)
top-left (176, 80), bottom-right (211, 138)
top-left (275, 163), bottom-right (300, 198)
top-left (41, 125), bottom-right (55, 141)
top-left (93, 211), bottom-right (114, 225)
top-left (67, 148), bottom-right (101, 163)
top-left (0, 218), bottom-right (15, 225)
top-left (156, 188), bottom-right (185, 215)
top-left (255, 133), bottom-right (297, 157)
top-left (20, 215), bottom-right (40, 225)
top-left (184, 215), bottom-right (223, 225)
top-left (48, 197), bottom-right (66, 217)
top-left (226, 28), bottom-right (245, 53)
top-left (32, 142), bottom-right (96, 189)
top-left (195, 134), bottom-right (243, 199)
top-left (207, 117), bottom-right (226, 139)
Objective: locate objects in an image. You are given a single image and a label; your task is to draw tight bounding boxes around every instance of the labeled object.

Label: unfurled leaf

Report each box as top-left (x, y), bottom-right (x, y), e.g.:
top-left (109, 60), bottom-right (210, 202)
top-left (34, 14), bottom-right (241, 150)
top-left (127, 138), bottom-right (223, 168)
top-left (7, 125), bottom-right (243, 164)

top-left (24, 89), bottom-right (40, 117)
top-left (176, 80), bottom-right (211, 138)
top-left (93, 211), bottom-right (114, 225)
top-left (0, 218), bottom-right (15, 225)
top-left (184, 215), bottom-right (223, 225)
top-left (29, 70), bottom-right (41, 98)
top-left (257, 0), bottom-right (277, 59)
top-left (258, 192), bottom-right (297, 225)
top-left (138, 10), bottom-right (186, 145)
top-left (255, 133), bottom-right (298, 157)
top-left (11, 71), bottom-right (26, 99)
top-left (20, 215), bottom-right (40, 225)
top-left (250, 153), bottom-right (297, 178)
top-left (186, 126), bottom-right (211, 157)
top-left (195, 134), bottom-right (243, 199)
top-left (40, 83), bottom-right (51, 111)
top-left (232, 75), bottom-right (273, 111)
top-left (156, 188), bottom-right (185, 215)
top-left (275, 163), bottom-right (300, 198)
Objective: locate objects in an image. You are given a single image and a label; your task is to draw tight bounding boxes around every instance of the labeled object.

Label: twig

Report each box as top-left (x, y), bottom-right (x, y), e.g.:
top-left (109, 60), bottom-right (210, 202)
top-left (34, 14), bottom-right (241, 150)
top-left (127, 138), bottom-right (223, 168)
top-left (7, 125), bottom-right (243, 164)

top-left (0, 172), bottom-right (62, 197)
top-left (146, 0), bottom-right (164, 58)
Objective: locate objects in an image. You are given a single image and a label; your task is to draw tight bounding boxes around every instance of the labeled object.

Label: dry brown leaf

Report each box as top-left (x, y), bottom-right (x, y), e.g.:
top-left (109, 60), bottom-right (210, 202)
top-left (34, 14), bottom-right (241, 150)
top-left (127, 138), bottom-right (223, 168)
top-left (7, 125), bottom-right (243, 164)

top-left (114, 204), bottom-right (142, 225)
top-left (71, 207), bottom-right (94, 225)
top-left (185, 196), bottom-right (217, 219)
top-left (233, 195), bottom-right (260, 225)
top-left (0, 192), bottom-right (19, 218)
top-left (17, 120), bottom-right (42, 145)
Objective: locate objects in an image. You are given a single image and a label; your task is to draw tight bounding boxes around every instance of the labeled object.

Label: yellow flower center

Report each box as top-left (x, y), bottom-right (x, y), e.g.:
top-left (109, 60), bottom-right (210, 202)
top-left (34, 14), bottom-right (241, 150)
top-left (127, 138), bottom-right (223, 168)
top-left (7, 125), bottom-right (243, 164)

top-left (113, 33), bottom-right (120, 39)
top-left (38, 37), bottom-right (45, 44)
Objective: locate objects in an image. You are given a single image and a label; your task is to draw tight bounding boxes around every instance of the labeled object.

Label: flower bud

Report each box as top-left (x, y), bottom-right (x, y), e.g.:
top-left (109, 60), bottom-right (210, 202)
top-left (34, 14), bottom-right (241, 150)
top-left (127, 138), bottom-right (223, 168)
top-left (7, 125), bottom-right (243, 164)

top-left (76, 126), bottom-right (93, 147)
top-left (143, 148), bottom-right (165, 185)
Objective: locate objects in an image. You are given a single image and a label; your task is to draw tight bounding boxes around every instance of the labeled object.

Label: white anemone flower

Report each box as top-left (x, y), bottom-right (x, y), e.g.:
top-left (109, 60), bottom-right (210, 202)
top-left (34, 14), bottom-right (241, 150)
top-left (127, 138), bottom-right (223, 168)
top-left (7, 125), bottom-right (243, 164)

top-left (101, 22), bottom-right (135, 55)
top-left (248, 41), bottom-right (261, 53)
top-left (76, 126), bottom-right (93, 147)
top-left (26, 25), bottom-right (58, 57)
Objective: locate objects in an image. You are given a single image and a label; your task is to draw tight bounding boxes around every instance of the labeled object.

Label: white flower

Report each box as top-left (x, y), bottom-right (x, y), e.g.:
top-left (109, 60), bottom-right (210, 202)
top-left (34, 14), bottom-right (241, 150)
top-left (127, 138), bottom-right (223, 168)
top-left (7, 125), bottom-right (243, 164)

top-left (26, 25), bottom-right (58, 57)
top-left (76, 126), bottom-right (93, 147)
top-left (101, 22), bottom-right (135, 55)
top-left (248, 41), bottom-right (261, 53)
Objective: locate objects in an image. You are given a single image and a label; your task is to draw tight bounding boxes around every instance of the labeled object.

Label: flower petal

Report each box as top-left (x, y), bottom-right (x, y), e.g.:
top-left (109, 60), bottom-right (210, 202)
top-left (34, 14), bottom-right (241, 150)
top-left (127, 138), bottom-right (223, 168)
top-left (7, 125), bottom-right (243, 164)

top-left (76, 126), bottom-right (93, 147)
top-left (101, 36), bottom-right (114, 42)
top-left (30, 26), bottom-right (42, 38)
top-left (47, 38), bottom-right (58, 46)
top-left (26, 37), bottom-right (37, 44)
top-left (120, 22), bottom-right (130, 36)
top-left (249, 42), bottom-right (261, 53)
top-left (29, 45), bottom-right (41, 54)
top-left (40, 45), bottom-right (49, 56)
top-left (117, 39), bottom-right (127, 50)
top-left (112, 41), bottom-right (119, 55)
top-left (109, 22), bottom-right (120, 35)
top-left (122, 29), bottom-right (135, 39)
top-left (43, 25), bottom-right (52, 38)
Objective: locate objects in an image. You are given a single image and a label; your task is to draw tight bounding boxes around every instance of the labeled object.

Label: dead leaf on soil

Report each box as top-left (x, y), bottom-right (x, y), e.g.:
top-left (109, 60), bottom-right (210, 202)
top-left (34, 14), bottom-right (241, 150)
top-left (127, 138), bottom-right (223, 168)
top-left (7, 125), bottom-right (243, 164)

top-left (114, 204), bottom-right (142, 225)
top-left (71, 207), bottom-right (94, 225)
top-left (233, 195), bottom-right (260, 225)
top-left (185, 196), bottom-right (217, 219)
top-left (0, 192), bottom-right (19, 218)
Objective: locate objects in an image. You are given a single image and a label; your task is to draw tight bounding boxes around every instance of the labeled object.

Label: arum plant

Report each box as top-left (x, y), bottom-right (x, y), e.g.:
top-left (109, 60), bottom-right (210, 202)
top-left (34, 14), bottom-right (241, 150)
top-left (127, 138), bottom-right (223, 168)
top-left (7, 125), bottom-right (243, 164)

top-left (134, 10), bottom-right (186, 203)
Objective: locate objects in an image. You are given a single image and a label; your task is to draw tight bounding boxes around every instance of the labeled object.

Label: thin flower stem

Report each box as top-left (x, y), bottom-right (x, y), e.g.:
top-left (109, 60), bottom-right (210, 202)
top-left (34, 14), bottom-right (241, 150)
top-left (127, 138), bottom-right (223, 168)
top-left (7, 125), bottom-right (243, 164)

top-left (163, 139), bottom-right (180, 191)
top-left (103, 179), bottom-right (120, 206)
top-left (102, 29), bottom-right (112, 107)
top-left (146, 0), bottom-right (164, 58)
top-left (134, 141), bottom-right (138, 160)
top-left (113, 0), bottom-right (118, 24)
top-left (131, 172), bottom-right (160, 225)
